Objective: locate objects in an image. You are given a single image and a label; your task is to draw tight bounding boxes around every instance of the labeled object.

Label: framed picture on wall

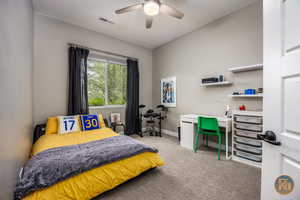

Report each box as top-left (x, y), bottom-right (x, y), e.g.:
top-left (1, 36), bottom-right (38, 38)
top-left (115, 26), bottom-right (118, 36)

top-left (161, 76), bottom-right (176, 107)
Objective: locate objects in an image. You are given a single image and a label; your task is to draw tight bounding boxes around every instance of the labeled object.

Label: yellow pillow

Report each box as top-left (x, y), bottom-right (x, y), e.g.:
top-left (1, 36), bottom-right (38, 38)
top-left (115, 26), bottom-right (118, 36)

top-left (45, 117), bottom-right (58, 135)
top-left (98, 114), bottom-right (106, 128)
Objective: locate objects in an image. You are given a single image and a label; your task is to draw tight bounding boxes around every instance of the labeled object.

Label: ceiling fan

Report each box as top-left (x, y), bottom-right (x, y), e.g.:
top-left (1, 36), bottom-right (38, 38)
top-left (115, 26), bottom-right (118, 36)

top-left (115, 0), bottom-right (184, 29)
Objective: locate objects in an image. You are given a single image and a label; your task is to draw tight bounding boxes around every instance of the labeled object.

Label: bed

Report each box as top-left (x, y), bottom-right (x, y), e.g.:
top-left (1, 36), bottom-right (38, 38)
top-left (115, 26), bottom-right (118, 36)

top-left (15, 116), bottom-right (164, 200)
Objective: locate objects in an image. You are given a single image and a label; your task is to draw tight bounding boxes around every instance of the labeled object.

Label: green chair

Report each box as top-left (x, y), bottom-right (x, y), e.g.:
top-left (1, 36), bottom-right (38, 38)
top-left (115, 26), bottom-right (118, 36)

top-left (194, 116), bottom-right (223, 160)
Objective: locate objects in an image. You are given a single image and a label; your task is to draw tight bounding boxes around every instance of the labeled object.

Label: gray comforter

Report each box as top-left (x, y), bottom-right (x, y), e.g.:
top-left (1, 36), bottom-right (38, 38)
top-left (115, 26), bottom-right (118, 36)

top-left (14, 135), bottom-right (158, 199)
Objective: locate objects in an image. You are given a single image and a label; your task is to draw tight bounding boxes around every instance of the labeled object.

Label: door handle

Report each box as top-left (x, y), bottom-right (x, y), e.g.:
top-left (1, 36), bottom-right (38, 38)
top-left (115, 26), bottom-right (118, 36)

top-left (257, 131), bottom-right (281, 146)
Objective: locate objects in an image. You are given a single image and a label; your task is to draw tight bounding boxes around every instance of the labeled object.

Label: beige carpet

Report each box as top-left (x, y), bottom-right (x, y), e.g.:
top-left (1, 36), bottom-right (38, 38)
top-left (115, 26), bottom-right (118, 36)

top-left (95, 135), bottom-right (261, 200)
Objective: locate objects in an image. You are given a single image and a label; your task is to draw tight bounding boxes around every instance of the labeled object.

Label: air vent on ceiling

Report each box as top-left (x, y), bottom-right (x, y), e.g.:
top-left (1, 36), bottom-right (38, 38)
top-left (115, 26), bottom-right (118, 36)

top-left (99, 17), bottom-right (115, 24)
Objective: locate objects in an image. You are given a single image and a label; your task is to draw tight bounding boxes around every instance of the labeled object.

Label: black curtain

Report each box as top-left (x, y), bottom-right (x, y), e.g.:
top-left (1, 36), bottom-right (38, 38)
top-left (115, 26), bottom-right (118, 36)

top-left (68, 47), bottom-right (90, 115)
top-left (125, 59), bottom-right (139, 135)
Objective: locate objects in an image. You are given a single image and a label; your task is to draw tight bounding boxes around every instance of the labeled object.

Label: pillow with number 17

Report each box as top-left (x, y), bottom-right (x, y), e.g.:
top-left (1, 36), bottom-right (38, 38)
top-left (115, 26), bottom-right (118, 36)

top-left (58, 115), bottom-right (81, 134)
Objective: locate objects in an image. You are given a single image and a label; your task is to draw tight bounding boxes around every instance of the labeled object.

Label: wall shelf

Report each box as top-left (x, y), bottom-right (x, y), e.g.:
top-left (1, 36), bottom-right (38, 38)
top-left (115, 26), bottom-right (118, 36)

top-left (229, 64), bottom-right (263, 73)
top-left (229, 94), bottom-right (263, 98)
top-left (201, 81), bottom-right (232, 86)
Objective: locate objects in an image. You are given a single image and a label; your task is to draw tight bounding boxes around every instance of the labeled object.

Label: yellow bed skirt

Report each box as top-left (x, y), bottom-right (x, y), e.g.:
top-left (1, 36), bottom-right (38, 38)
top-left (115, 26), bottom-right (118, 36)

top-left (24, 128), bottom-right (164, 200)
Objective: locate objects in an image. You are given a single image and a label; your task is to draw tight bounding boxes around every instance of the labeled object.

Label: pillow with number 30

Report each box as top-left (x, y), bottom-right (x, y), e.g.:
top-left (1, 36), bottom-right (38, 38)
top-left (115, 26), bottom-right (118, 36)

top-left (58, 115), bottom-right (81, 134)
top-left (81, 114), bottom-right (101, 131)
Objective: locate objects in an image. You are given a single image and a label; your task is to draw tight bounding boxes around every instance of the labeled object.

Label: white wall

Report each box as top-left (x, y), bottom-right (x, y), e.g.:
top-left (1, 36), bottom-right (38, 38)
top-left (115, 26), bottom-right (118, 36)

top-left (0, 0), bottom-right (33, 198)
top-left (0, 1), bottom-right (262, 198)
top-left (153, 2), bottom-right (263, 132)
top-left (33, 14), bottom-right (153, 124)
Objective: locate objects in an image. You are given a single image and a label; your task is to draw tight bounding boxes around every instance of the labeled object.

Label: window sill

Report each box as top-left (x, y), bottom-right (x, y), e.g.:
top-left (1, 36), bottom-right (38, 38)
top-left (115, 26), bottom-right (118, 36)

top-left (89, 105), bottom-right (126, 109)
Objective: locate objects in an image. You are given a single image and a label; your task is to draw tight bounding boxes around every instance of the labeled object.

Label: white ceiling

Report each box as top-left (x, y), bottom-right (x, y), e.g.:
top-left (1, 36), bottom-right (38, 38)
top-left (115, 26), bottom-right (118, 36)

top-left (33, 0), bottom-right (257, 49)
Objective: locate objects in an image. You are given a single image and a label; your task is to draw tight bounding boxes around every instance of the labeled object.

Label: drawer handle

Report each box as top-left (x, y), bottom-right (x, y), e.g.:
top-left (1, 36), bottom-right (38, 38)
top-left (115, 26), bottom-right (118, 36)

top-left (182, 121), bottom-right (192, 124)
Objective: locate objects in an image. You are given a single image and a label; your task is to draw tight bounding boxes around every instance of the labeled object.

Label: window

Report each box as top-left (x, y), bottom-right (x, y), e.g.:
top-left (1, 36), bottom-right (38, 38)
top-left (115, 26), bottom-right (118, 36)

top-left (87, 58), bottom-right (127, 107)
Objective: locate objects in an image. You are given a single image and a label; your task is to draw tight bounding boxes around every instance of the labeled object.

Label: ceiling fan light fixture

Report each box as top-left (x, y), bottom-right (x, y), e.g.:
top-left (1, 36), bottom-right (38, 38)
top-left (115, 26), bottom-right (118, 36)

top-left (115, 0), bottom-right (184, 29)
top-left (143, 1), bottom-right (160, 16)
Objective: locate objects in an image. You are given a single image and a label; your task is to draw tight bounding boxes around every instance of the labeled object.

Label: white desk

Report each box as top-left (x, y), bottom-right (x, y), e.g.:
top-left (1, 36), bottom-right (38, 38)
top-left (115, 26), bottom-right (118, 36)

top-left (180, 114), bottom-right (232, 159)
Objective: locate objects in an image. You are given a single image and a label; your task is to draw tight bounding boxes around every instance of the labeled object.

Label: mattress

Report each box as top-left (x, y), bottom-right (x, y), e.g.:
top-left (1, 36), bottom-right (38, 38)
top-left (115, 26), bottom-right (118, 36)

top-left (24, 128), bottom-right (164, 200)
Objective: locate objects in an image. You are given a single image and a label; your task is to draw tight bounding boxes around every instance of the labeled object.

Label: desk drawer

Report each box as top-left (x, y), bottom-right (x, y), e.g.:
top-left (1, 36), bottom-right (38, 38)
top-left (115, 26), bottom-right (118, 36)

top-left (234, 129), bottom-right (260, 139)
top-left (234, 136), bottom-right (262, 147)
top-left (234, 123), bottom-right (262, 132)
top-left (234, 143), bottom-right (262, 155)
top-left (234, 150), bottom-right (262, 163)
top-left (234, 115), bottom-right (262, 124)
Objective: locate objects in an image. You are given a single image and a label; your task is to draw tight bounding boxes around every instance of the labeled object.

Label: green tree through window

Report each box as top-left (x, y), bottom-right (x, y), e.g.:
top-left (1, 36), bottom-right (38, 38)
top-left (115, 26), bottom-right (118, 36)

top-left (87, 59), bottom-right (127, 106)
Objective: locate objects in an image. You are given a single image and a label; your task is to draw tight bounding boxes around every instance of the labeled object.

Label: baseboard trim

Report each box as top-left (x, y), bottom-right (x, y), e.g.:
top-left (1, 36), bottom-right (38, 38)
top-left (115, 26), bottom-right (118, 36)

top-left (153, 127), bottom-right (178, 137)
top-left (154, 128), bottom-right (232, 152)
top-left (161, 128), bottom-right (178, 137)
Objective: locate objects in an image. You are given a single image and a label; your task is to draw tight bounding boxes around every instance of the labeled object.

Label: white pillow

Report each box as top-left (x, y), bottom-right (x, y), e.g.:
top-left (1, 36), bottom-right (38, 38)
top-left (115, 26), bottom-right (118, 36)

top-left (58, 115), bottom-right (81, 134)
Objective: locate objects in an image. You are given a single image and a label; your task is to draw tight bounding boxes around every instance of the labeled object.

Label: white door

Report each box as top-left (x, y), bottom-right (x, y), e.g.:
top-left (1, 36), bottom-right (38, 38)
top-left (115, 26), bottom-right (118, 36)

top-left (262, 0), bottom-right (300, 199)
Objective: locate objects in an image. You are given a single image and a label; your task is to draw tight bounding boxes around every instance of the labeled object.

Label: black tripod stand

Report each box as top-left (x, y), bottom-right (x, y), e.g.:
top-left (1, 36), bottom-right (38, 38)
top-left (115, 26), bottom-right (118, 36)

top-left (156, 105), bottom-right (168, 137)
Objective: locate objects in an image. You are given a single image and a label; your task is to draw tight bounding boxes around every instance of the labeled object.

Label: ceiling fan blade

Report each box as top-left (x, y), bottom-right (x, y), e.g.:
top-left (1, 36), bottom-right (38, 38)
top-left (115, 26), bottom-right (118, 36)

top-left (115, 3), bottom-right (143, 14)
top-left (146, 16), bottom-right (153, 29)
top-left (160, 4), bottom-right (184, 19)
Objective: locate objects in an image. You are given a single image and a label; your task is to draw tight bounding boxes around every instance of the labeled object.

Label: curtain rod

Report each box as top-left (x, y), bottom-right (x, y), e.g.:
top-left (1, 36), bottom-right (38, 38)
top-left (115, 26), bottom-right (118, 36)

top-left (68, 43), bottom-right (138, 61)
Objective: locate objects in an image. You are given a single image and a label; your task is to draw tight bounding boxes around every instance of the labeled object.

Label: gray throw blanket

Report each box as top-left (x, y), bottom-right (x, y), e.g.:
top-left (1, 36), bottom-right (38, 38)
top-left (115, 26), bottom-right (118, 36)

top-left (14, 135), bottom-right (158, 199)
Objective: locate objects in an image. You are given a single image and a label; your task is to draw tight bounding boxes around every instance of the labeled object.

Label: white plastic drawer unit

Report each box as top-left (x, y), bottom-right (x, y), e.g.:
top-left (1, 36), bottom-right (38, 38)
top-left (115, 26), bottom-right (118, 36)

top-left (234, 129), bottom-right (260, 139)
top-left (234, 143), bottom-right (262, 155)
top-left (234, 136), bottom-right (262, 147)
top-left (234, 150), bottom-right (262, 163)
top-left (234, 115), bottom-right (262, 124)
top-left (234, 122), bottom-right (263, 132)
